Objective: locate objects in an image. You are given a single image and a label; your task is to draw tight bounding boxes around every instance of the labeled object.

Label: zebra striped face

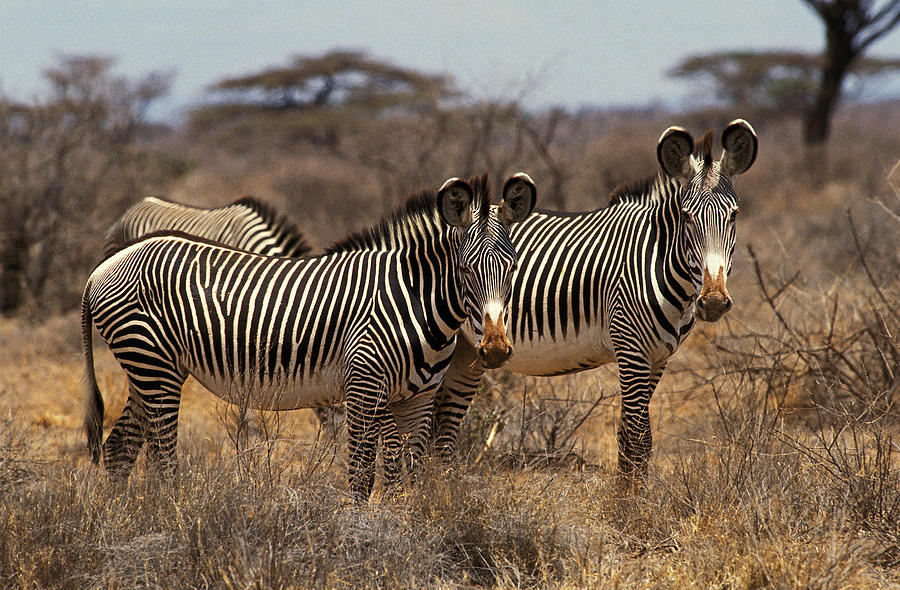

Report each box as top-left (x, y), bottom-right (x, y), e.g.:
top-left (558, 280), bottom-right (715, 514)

top-left (439, 173), bottom-right (537, 369)
top-left (680, 166), bottom-right (738, 322)
top-left (459, 217), bottom-right (518, 368)
top-left (659, 119), bottom-right (757, 323)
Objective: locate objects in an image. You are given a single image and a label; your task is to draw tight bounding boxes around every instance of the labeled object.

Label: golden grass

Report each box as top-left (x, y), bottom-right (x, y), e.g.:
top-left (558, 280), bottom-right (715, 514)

top-left (2, 299), bottom-right (898, 587)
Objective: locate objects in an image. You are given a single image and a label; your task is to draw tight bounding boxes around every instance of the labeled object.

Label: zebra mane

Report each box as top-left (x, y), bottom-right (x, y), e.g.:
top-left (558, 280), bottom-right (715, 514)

top-left (608, 174), bottom-right (662, 207)
top-left (325, 174), bottom-right (491, 254)
top-left (232, 196), bottom-right (312, 257)
top-left (699, 130), bottom-right (714, 168)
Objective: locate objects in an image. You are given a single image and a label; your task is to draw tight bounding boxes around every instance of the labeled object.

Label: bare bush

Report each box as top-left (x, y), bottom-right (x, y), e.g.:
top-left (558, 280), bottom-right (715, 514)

top-left (456, 373), bottom-right (607, 470)
top-left (0, 55), bottom-right (173, 314)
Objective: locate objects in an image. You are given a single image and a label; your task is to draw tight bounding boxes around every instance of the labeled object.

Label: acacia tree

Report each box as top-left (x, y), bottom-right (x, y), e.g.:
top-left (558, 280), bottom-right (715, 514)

top-left (191, 49), bottom-right (459, 143)
top-left (670, 50), bottom-right (900, 120)
top-left (802, 0), bottom-right (900, 144)
top-left (670, 1), bottom-right (900, 145)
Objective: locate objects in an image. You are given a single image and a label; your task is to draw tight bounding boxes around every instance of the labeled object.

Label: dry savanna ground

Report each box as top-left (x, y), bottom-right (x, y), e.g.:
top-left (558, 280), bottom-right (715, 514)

top-left (1, 105), bottom-right (900, 588)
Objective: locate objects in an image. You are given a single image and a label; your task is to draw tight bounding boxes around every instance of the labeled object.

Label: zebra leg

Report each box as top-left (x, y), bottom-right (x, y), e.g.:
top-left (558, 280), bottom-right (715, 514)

top-left (615, 353), bottom-right (666, 478)
top-left (344, 377), bottom-right (393, 501)
top-left (102, 383), bottom-right (148, 478)
top-left (390, 393), bottom-right (435, 478)
top-left (108, 351), bottom-right (187, 476)
top-left (379, 405), bottom-right (404, 495)
top-left (431, 338), bottom-right (485, 459)
top-left (141, 382), bottom-right (186, 474)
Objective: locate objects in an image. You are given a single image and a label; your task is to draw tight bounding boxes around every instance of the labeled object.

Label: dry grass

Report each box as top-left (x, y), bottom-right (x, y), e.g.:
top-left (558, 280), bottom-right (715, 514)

top-left (2, 104), bottom-right (900, 587)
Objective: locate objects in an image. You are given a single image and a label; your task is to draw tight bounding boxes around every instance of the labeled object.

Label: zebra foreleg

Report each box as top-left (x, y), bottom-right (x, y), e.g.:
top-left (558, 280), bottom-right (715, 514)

top-left (390, 393), bottom-right (435, 482)
top-left (344, 379), bottom-right (393, 501)
top-left (431, 338), bottom-right (485, 460)
top-left (379, 404), bottom-right (404, 496)
top-left (615, 356), bottom-right (666, 479)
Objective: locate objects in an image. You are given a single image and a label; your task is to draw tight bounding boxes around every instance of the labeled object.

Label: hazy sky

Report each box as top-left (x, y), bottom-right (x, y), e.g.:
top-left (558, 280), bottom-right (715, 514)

top-left (3, 1), bottom-right (900, 121)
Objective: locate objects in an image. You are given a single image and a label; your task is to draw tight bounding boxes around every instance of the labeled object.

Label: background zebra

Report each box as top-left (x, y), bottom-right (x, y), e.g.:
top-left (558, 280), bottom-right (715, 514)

top-left (82, 173), bottom-right (536, 499)
top-left (431, 120), bottom-right (758, 478)
top-left (102, 195), bottom-right (311, 259)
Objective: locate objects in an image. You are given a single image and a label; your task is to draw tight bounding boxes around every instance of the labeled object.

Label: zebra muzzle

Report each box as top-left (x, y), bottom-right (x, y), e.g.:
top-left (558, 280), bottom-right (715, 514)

top-left (476, 313), bottom-right (513, 369)
top-left (695, 267), bottom-right (733, 322)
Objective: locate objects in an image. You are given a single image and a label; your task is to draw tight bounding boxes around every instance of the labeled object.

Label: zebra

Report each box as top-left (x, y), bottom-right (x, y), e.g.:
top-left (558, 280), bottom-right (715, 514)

top-left (431, 120), bottom-right (758, 478)
top-left (102, 195), bottom-right (311, 259)
top-left (82, 173), bottom-right (537, 499)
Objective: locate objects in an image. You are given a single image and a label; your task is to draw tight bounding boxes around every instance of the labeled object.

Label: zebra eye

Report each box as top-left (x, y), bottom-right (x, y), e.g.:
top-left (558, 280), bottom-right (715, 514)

top-left (681, 209), bottom-right (695, 225)
top-left (459, 262), bottom-right (472, 274)
top-left (729, 208), bottom-right (739, 222)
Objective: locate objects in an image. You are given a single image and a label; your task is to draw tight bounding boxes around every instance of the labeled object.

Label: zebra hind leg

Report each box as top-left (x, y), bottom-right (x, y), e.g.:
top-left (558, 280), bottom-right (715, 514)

top-left (142, 382), bottom-right (186, 475)
top-left (108, 368), bottom-right (186, 478)
top-left (101, 384), bottom-right (148, 479)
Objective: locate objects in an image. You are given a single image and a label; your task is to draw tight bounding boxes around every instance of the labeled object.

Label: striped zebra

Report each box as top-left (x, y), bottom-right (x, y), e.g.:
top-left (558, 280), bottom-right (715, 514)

top-left (102, 195), bottom-right (311, 259)
top-left (82, 173), bottom-right (537, 499)
top-left (432, 120), bottom-right (758, 478)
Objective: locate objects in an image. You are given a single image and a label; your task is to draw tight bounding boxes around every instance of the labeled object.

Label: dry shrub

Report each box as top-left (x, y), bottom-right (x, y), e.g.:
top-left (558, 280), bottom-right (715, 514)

top-left (455, 372), bottom-right (607, 471)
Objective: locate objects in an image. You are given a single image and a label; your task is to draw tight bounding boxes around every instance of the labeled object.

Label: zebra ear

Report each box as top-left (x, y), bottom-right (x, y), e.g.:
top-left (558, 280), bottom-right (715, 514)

top-left (720, 119), bottom-right (758, 176)
top-left (438, 177), bottom-right (474, 229)
top-left (657, 126), bottom-right (694, 182)
top-left (498, 172), bottom-right (537, 226)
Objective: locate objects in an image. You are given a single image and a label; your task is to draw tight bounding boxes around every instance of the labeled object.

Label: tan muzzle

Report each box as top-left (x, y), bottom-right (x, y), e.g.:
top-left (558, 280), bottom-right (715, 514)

top-left (476, 312), bottom-right (513, 369)
top-left (695, 267), bottom-right (733, 322)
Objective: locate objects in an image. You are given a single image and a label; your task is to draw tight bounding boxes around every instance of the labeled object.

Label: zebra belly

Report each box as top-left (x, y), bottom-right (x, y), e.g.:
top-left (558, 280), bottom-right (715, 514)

top-left (503, 335), bottom-right (616, 376)
top-left (461, 322), bottom-right (615, 377)
top-left (188, 366), bottom-right (346, 411)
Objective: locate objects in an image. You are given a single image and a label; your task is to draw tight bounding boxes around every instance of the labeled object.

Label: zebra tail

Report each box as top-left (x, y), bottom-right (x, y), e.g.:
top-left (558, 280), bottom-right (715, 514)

top-left (82, 281), bottom-right (104, 464)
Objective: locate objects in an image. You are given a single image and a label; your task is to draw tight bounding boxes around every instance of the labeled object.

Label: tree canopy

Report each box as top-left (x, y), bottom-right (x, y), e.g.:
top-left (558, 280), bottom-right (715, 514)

top-left (203, 49), bottom-right (458, 114)
top-left (670, 49), bottom-right (900, 116)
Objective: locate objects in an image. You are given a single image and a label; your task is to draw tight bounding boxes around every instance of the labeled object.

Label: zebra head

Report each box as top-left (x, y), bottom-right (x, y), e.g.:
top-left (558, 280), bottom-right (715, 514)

top-left (438, 173), bottom-right (537, 368)
top-left (658, 119), bottom-right (758, 322)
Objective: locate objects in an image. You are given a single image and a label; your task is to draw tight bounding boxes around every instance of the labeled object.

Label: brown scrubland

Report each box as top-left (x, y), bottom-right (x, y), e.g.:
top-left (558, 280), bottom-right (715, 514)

top-left (1, 95), bottom-right (899, 587)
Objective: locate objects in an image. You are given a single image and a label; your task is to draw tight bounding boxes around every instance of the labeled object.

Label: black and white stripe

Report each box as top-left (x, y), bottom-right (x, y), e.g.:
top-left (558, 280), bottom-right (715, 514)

top-left (83, 174), bottom-right (536, 499)
top-left (103, 196), bottom-right (311, 259)
top-left (432, 120), bottom-right (758, 477)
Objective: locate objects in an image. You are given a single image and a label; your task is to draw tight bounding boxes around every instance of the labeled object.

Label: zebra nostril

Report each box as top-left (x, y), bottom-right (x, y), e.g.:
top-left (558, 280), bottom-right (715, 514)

top-left (505, 346), bottom-right (513, 359)
top-left (724, 298), bottom-right (734, 312)
top-left (476, 347), bottom-right (487, 360)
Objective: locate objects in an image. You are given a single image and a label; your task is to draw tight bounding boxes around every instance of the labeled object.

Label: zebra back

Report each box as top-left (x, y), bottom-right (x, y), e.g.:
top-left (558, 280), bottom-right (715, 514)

top-left (102, 196), bottom-right (311, 259)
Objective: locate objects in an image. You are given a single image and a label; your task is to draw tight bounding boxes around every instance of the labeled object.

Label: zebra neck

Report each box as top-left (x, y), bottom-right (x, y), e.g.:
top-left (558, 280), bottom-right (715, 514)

top-left (655, 187), bottom-right (701, 310)
top-left (403, 231), bottom-right (468, 339)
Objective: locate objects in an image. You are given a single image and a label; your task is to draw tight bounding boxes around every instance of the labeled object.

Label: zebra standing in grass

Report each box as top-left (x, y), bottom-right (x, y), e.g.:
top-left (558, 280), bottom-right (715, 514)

top-left (431, 120), bottom-right (758, 478)
top-left (101, 196), bottom-right (316, 433)
top-left (103, 196), bottom-right (311, 259)
top-left (83, 173), bottom-right (537, 499)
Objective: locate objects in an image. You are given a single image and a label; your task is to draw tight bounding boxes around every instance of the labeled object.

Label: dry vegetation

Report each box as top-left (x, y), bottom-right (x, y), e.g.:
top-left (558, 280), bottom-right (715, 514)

top-left (1, 88), bottom-right (899, 587)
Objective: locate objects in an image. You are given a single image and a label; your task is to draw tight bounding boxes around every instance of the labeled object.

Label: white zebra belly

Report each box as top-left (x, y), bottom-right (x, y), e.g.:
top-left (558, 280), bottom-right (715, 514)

top-left (504, 335), bottom-right (615, 376)
top-left (462, 322), bottom-right (615, 377)
top-left (189, 365), bottom-right (345, 410)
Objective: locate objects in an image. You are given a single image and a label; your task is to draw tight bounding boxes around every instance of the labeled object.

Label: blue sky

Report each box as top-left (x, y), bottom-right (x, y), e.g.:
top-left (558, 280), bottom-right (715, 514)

top-left (3, 1), bottom-right (900, 121)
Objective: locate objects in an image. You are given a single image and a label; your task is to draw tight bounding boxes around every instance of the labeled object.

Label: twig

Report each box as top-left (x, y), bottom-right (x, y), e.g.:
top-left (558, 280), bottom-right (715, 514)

top-left (473, 419), bottom-right (501, 465)
top-left (557, 386), bottom-right (605, 450)
top-left (847, 209), bottom-right (899, 323)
